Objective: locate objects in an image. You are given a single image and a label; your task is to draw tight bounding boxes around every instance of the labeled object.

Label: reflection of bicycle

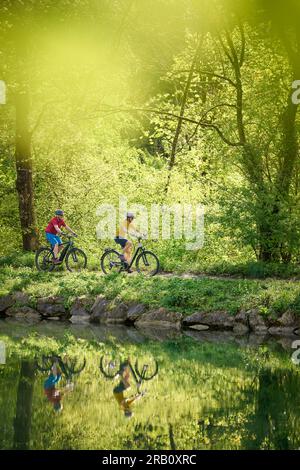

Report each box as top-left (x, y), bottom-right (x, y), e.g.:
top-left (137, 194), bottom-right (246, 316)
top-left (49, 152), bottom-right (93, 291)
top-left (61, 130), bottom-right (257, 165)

top-left (100, 236), bottom-right (159, 277)
top-left (35, 355), bottom-right (86, 381)
top-left (35, 234), bottom-right (87, 273)
top-left (99, 354), bottom-right (158, 385)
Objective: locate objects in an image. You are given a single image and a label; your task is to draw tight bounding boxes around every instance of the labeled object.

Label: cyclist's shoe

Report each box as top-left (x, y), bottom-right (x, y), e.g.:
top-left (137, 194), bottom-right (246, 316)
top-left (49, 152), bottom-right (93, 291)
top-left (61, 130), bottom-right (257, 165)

top-left (52, 258), bottom-right (62, 264)
top-left (121, 258), bottom-right (130, 270)
top-left (123, 262), bottom-right (133, 273)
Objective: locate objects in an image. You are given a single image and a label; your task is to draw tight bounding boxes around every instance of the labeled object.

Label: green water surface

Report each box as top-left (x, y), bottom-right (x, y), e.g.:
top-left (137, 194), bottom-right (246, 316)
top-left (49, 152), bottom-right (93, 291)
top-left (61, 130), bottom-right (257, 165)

top-left (0, 320), bottom-right (299, 450)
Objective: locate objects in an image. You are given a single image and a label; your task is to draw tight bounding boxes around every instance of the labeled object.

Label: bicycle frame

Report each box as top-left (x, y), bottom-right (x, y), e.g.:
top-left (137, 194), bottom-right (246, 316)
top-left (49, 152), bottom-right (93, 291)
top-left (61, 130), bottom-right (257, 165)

top-left (36, 354), bottom-right (86, 381)
top-left (127, 242), bottom-right (146, 269)
top-left (48, 237), bottom-right (74, 261)
top-left (58, 239), bottom-right (73, 261)
top-left (125, 360), bottom-right (141, 385)
top-left (120, 360), bottom-right (152, 386)
top-left (111, 241), bottom-right (147, 269)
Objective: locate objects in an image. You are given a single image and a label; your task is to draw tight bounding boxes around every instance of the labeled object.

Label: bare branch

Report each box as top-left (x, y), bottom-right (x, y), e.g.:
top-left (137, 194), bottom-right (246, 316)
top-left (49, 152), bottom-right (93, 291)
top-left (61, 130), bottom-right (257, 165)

top-left (238, 22), bottom-right (246, 67)
top-left (94, 104), bottom-right (243, 147)
top-left (195, 69), bottom-right (237, 88)
top-left (224, 28), bottom-right (239, 65)
top-left (30, 100), bottom-right (57, 137)
top-left (217, 32), bottom-right (234, 65)
top-left (200, 103), bottom-right (237, 121)
top-left (199, 121), bottom-right (242, 147)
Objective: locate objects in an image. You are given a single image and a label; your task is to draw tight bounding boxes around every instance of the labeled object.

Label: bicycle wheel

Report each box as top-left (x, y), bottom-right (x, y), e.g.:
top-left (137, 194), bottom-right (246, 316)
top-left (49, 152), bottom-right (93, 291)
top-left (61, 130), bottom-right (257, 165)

top-left (135, 356), bottom-right (159, 380)
top-left (99, 354), bottom-right (122, 379)
top-left (136, 250), bottom-right (159, 276)
top-left (100, 249), bottom-right (123, 275)
top-left (65, 357), bottom-right (86, 376)
top-left (65, 248), bottom-right (87, 272)
top-left (35, 355), bottom-right (59, 372)
top-left (35, 247), bottom-right (55, 272)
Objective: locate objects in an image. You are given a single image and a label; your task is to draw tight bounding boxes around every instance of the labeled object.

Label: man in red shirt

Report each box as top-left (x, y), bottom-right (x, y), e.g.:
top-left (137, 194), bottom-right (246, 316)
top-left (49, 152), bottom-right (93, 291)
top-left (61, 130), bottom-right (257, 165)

top-left (45, 209), bottom-right (76, 264)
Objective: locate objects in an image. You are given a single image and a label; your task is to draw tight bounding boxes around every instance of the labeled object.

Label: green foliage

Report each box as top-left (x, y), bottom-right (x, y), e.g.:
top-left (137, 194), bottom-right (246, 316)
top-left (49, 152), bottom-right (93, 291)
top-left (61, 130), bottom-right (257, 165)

top-left (1, 1), bottom-right (300, 272)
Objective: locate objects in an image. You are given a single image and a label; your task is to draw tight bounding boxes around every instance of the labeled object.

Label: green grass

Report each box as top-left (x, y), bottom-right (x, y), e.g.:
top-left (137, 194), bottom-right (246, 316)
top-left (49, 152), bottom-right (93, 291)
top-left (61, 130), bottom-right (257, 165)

top-left (2, 247), bottom-right (300, 280)
top-left (1, 255), bottom-right (300, 317)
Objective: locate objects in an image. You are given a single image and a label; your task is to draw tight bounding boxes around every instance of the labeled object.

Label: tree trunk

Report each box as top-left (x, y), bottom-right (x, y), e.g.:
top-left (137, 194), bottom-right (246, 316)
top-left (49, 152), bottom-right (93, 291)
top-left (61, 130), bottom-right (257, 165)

top-left (168, 423), bottom-right (176, 450)
top-left (13, 360), bottom-right (35, 450)
top-left (15, 87), bottom-right (38, 251)
top-left (258, 227), bottom-right (278, 262)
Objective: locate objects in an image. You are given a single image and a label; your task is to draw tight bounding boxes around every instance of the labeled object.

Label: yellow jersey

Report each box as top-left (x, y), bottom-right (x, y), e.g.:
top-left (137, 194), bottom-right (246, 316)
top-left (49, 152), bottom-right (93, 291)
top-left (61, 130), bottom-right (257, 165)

top-left (117, 220), bottom-right (137, 238)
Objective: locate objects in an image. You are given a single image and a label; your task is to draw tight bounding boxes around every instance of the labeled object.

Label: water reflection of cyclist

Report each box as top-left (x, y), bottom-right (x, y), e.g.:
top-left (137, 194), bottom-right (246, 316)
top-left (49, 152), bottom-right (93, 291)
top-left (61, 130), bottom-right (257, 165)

top-left (43, 359), bottom-right (73, 412)
top-left (113, 361), bottom-right (144, 418)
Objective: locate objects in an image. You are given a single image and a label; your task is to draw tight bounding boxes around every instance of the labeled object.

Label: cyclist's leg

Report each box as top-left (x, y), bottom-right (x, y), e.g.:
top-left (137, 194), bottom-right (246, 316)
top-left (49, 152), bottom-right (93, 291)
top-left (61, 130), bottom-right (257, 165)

top-left (46, 233), bottom-right (57, 257)
top-left (46, 233), bottom-right (62, 262)
top-left (114, 237), bottom-right (129, 263)
top-left (53, 243), bottom-right (59, 259)
top-left (124, 240), bottom-right (133, 264)
top-left (54, 235), bottom-right (63, 259)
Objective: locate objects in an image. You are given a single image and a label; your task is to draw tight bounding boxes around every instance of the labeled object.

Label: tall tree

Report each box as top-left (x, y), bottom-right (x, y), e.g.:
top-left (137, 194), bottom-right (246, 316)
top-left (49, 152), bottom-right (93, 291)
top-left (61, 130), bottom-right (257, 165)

top-left (14, 33), bottom-right (38, 250)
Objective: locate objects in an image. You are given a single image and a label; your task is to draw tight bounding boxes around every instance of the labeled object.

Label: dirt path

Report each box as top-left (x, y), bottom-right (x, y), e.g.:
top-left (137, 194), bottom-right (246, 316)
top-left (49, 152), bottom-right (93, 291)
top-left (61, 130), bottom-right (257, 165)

top-left (157, 271), bottom-right (300, 282)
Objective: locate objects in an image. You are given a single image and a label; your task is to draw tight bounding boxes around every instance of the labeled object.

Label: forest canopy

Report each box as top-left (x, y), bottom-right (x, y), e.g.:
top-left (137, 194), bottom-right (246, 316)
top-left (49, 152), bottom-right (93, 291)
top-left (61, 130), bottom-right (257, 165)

top-left (1, 0), bottom-right (300, 273)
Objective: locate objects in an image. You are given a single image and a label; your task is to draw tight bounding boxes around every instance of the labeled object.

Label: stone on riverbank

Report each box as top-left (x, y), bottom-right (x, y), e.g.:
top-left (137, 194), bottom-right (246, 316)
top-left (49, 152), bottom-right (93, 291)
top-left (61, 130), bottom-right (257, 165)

top-left (105, 302), bottom-right (129, 324)
top-left (188, 324), bottom-right (210, 331)
top-left (247, 309), bottom-right (268, 334)
top-left (5, 305), bottom-right (41, 322)
top-left (69, 296), bottom-right (91, 324)
top-left (183, 311), bottom-right (234, 330)
top-left (278, 310), bottom-right (300, 328)
top-left (135, 308), bottom-right (182, 329)
top-left (90, 296), bottom-right (110, 323)
top-left (0, 294), bottom-right (14, 314)
top-left (90, 297), bottom-right (130, 323)
top-left (36, 297), bottom-right (66, 318)
top-left (12, 291), bottom-right (30, 306)
top-left (126, 303), bottom-right (147, 323)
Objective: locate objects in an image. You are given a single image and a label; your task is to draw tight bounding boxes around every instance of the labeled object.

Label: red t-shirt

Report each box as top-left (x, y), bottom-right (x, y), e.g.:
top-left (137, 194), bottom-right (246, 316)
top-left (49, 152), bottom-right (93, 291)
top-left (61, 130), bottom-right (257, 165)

top-left (45, 217), bottom-right (66, 235)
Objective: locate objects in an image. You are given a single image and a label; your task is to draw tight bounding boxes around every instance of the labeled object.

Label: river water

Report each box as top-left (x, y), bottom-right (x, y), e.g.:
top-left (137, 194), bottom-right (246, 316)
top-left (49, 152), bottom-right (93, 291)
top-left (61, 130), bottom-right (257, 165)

top-left (0, 319), bottom-right (300, 450)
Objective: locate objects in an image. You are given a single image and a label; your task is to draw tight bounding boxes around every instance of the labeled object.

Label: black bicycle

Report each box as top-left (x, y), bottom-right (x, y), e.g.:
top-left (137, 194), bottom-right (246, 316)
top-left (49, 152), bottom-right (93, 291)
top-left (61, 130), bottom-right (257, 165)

top-left (100, 236), bottom-right (159, 276)
top-left (99, 354), bottom-right (158, 384)
top-left (35, 234), bottom-right (87, 272)
top-left (35, 354), bottom-right (86, 381)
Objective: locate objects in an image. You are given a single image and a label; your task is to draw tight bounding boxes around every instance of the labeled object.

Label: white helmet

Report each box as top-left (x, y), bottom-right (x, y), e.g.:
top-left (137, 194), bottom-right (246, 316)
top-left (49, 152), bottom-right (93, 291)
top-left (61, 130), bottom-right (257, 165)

top-left (126, 212), bottom-right (135, 219)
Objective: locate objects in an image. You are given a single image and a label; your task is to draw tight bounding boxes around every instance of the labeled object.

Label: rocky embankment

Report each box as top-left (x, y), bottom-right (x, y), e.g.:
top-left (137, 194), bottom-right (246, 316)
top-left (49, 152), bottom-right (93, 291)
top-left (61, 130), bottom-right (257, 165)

top-left (0, 292), bottom-right (299, 337)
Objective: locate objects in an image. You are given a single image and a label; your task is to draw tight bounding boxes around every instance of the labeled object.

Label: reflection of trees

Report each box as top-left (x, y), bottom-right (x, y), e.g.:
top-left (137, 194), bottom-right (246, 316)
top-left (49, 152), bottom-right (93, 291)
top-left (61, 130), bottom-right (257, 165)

top-left (3, 337), bottom-right (300, 450)
top-left (122, 422), bottom-right (169, 449)
top-left (195, 366), bottom-right (300, 450)
top-left (243, 368), bottom-right (300, 450)
top-left (13, 360), bottom-right (35, 450)
top-left (168, 423), bottom-right (176, 450)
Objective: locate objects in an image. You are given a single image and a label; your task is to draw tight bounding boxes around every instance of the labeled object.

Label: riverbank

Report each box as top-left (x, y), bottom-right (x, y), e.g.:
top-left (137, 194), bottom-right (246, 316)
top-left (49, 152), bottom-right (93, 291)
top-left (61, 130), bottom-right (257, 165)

top-left (1, 266), bottom-right (300, 335)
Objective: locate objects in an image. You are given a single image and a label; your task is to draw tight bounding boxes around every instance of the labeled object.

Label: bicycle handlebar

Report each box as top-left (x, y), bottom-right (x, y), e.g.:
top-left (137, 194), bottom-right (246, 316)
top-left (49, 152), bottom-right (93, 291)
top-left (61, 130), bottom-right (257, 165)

top-left (61, 232), bottom-right (78, 238)
top-left (131, 233), bottom-right (147, 241)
